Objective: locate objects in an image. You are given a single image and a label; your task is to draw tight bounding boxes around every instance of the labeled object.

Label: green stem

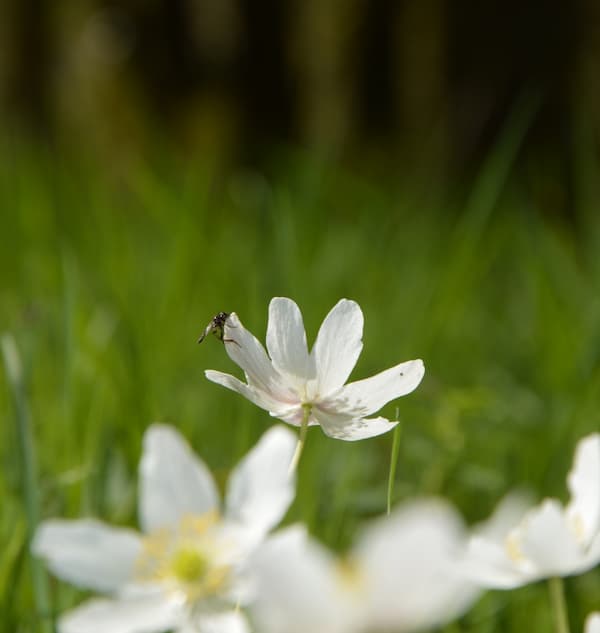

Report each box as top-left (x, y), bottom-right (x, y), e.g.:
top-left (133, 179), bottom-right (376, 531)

top-left (548, 577), bottom-right (570, 633)
top-left (386, 411), bottom-right (402, 515)
top-left (1, 334), bottom-right (53, 633)
top-left (288, 405), bottom-right (311, 474)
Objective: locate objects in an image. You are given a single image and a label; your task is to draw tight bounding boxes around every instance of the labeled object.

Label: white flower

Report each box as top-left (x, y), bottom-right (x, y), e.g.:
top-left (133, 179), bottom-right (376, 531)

top-left (33, 424), bottom-right (297, 633)
top-left (585, 612), bottom-right (600, 633)
top-left (250, 499), bottom-right (479, 633)
top-left (205, 297), bottom-right (424, 441)
top-left (462, 433), bottom-right (600, 588)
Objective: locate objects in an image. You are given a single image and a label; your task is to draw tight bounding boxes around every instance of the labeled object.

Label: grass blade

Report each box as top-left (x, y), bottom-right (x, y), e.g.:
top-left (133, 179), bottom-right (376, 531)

top-left (1, 334), bottom-right (53, 633)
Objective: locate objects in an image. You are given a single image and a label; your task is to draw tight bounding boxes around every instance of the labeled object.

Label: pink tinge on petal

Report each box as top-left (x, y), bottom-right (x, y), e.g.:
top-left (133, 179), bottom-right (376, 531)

top-left (205, 370), bottom-right (305, 428)
top-left (313, 408), bottom-right (397, 441)
top-left (205, 370), bottom-right (291, 413)
top-left (222, 313), bottom-right (301, 404)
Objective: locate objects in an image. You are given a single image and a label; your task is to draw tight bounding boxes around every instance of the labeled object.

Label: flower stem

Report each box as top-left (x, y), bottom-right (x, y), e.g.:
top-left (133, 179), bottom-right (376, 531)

top-left (288, 405), bottom-right (311, 474)
top-left (548, 577), bottom-right (570, 633)
top-left (386, 410), bottom-right (401, 515)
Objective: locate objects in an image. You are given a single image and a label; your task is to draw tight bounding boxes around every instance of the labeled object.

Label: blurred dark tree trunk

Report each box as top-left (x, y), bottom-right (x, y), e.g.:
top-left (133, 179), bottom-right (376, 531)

top-left (447, 0), bottom-right (581, 164)
top-left (127, 0), bottom-right (202, 114)
top-left (447, 0), bottom-right (583, 216)
top-left (356, 0), bottom-right (396, 142)
top-left (8, 0), bottom-right (52, 134)
top-left (234, 0), bottom-right (296, 161)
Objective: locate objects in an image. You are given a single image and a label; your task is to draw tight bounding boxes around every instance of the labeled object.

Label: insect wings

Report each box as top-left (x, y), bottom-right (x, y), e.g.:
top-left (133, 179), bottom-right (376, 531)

top-left (197, 312), bottom-right (231, 343)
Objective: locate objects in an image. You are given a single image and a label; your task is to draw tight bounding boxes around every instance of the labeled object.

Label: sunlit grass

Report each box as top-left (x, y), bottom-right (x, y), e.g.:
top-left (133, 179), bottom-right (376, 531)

top-left (1, 120), bottom-right (600, 632)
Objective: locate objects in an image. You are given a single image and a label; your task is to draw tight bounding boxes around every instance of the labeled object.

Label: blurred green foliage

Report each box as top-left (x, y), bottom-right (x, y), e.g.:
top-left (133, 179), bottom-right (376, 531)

top-left (1, 112), bottom-right (600, 632)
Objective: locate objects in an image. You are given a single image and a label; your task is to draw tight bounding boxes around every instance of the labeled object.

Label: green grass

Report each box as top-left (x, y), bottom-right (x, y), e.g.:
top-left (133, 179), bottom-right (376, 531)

top-left (1, 121), bottom-right (600, 632)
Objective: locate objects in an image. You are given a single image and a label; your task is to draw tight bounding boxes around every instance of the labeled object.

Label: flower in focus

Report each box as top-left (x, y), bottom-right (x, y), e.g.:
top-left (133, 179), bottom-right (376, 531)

top-left (250, 499), bottom-right (479, 633)
top-left (33, 424), bottom-right (297, 633)
top-left (586, 612), bottom-right (600, 633)
top-left (462, 433), bottom-right (600, 588)
top-left (205, 297), bottom-right (424, 441)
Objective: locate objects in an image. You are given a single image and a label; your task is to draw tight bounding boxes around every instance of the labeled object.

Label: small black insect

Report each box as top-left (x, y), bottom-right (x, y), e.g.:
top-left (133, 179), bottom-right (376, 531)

top-left (197, 312), bottom-right (234, 344)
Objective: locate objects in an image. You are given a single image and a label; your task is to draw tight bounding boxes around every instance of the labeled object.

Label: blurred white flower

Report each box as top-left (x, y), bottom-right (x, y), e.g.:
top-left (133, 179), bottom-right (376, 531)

top-left (205, 297), bottom-right (424, 441)
top-left (33, 424), bottom-right (297, 633)
top-left (462, 433), bottom-right (600, 588)
top-left (585, 612), bottom-right (600, 633)
top-left (250, 499), bottom-right (479, 633)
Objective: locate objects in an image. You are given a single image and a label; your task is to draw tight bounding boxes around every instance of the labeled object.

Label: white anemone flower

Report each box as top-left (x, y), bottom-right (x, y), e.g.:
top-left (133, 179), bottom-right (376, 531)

top-left (586, 613), bottom-right (600, 633)
top-left (250, 499), bottom-right (479, 633)
top-left (205, 298), bottom-right (424, 444)
top-left (33, 424), bottom-right (296, 633)
top-left (462, 433), bottom-right (600, 588)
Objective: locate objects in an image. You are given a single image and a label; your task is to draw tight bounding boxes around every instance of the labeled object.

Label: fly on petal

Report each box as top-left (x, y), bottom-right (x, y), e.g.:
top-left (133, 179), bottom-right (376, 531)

top-left (198, 312), bottom-right (231, 343)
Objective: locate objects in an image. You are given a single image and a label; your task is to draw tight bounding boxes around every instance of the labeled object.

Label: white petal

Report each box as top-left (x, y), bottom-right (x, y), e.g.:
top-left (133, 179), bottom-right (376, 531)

top-left (313, 408), bottom-right (397, 441)
top-left (566, 433), bottom-right (600, 547)
top-left (332, 359), bottom-right (424, 417)
top-left (32, 519), bottom-right (141, 593)
top-left (579, 531), bottom-right (600, 572)
top-left (222, 313), bottom-right (296, 402)
top-left (58, 595), bottom-right (181, 633)
top-left (585, 612), bottom-right (600, 633)
top-left (250, 526), bottom-right (353, 633)
top-left (516, 499), bottom-right (583, 577)
top-left (474, 493), bottom-right (535, 542)
top-left (456, 493), bottom-right (537, 590)
top-left (225, 426), bottom-right (297, 536)
top-left (204, 370), bottom-right (296, 416)
top-left (139, 425), bottom-right (219, 533)
top-left (460, 535), bottom-right (532, 589)
top-left (266, 298), bottom-right (313, 384)
top-left (180, 611), bottom-right (250, 633)
top-left (356, 499), bottom-right (479, 631)
top-left (310, 299), bottom-right (363, 396)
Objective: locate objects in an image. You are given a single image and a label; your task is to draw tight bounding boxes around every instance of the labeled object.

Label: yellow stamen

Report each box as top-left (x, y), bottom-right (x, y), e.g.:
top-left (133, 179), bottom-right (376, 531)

top-left (570, 512), bottom-right (585, 543)
top-left (335, 557), bottom-right (364, 593)
top-left (170, 547), bottom-right (209, 583)
top-left (505, 533), bottom-right (525, 563)
top-left (135, 510), bottom-right (232, 602)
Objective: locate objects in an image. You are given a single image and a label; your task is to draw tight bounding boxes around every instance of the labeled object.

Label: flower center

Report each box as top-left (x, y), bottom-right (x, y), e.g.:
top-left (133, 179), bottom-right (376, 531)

top-left (136, 511), bottom-right (232, 602)
top-left (170, 547), bottom-right (210, 584)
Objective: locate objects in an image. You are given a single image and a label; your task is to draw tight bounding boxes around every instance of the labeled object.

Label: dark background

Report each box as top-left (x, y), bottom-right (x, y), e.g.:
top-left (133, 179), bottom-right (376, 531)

top-left (2, 1), bottom-right (600, 213)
